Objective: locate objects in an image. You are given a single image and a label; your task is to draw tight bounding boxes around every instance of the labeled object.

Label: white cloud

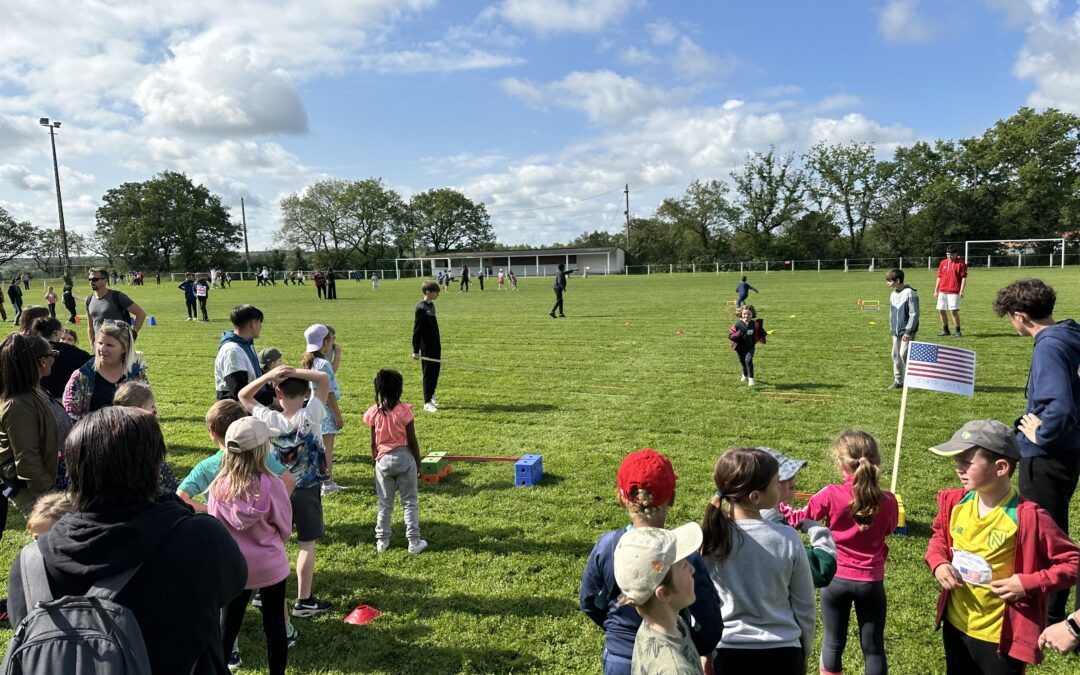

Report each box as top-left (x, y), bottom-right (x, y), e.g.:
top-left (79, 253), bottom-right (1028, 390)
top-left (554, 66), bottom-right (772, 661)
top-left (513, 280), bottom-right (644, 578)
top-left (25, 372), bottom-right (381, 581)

top-left (1012, 2), bottom-right (1080, 113)
top-left (422, 152), bottom-right (508, 173)
top-left (761, 84), bottom-right (802, 98)
top-left (815, 94), bottom-right (863, 112)
top-left (672, 36), bottom-right (736, 80)
top-left (492, 0), bottom-right (642, 34)
top-left (807, 113), bottom-right (916, 150)
top-left (620, 46), bottom-right (658, 65)
top-left (646, 20), bottom-right (680, 45)
top-left (878, 0), bottom-right (936, 45)
top-left (500, 70), bottom-right (682, 122)
top-left (360, 49), bottom-right (524, 74)
top-left (0, 165), bottom-right (51, 191)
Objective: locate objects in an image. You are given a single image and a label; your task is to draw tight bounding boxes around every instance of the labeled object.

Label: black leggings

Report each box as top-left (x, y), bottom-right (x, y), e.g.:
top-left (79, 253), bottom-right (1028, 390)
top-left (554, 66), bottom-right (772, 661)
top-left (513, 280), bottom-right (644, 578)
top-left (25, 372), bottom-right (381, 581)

top-left (713, 646), bottom-right (803, 674)
top-left (185, 298), bottom-right (197, 319)
top-left (735, 347), bottom-right (755, 378)
top-left (198, 297), bottom-right (208, 321)
top-left (421, 351), bottom-right (441, 403)
top-left (551, 289), bottom-right (564, 315)
top-left (221, 578), bottom-right (288, 675)
top-left (942, 619), bottom-right (1024, 675)
top-left (820, 578), bottom-right (887, 675)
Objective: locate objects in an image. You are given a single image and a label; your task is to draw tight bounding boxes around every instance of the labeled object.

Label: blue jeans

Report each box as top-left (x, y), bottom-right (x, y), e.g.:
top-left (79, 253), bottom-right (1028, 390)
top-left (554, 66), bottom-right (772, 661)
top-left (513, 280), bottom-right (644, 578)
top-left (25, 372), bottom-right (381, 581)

top-left (601, 649), bottom-right (631, 675)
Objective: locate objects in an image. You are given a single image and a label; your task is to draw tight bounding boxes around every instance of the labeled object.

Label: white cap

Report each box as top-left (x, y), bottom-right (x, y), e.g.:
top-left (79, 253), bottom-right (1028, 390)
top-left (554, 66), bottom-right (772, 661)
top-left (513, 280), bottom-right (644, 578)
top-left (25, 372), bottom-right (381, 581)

top-left (304, 324), bottom-right (329, 353)
top-left (613, 523), bottom-right (702, 605)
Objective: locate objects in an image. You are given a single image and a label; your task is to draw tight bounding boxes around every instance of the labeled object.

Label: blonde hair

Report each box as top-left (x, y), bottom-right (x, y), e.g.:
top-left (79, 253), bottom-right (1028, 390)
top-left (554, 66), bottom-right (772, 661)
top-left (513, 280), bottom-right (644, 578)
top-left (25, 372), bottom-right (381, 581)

top-left (301, 325), bottom-right (335, 369)
top-left (95, 321), bottom-right (137, 374)
top-left (113, 381), bottom-right (154, 410)
top-left (832, 430), bottom-right (884, 530)
top-left (209, 436), bottom-right (271, 503)
top-left (27, 493), bottom-right (74, 536)
top-left (205, 400), bottom-right (248, 440)
top-left (621, 487), bottom-right (667, 524)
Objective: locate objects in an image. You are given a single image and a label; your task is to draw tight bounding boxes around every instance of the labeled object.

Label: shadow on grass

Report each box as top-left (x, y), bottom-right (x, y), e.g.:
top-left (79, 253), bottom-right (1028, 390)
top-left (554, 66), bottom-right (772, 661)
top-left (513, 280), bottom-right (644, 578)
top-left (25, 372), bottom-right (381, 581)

top-left (976, 385), bottom-right (1025, 394)
top-left (450, 402), bottom-right (560, 413)
top-left (326, 520), bottom-right (592, 558)
top-left (968, 333), bottom-right (1022, 340)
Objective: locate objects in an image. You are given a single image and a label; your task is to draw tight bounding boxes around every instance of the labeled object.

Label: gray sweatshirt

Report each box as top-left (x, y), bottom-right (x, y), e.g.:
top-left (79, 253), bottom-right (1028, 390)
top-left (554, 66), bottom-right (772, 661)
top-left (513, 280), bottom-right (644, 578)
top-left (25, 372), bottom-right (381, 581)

top-left (889, 284), bottom-right (919, 337)
top-left (704, 518), bottom-right (816, 654)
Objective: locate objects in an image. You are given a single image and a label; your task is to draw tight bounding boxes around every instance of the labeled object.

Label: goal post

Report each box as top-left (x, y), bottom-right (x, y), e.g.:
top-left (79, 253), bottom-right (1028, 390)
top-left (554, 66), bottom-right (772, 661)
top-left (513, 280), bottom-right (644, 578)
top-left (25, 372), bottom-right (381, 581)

top-left (964, 238), bottom-right (1066, 269)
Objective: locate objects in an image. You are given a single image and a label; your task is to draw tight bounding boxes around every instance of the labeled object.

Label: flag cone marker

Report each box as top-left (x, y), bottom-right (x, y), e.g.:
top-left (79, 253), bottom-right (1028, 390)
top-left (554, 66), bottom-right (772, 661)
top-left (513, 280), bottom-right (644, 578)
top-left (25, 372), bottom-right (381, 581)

top-left (344, 604), bottom-right (381, 626)
top-left (675, 330), bottom-right (685, 335)
top-left (789, 314), bottom-right (796, 318)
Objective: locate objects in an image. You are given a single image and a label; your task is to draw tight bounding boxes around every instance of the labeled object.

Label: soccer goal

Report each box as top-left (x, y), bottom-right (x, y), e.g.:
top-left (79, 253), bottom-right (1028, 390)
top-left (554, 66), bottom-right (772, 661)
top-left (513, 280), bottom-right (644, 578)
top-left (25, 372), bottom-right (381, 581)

top-left (963, 238), bottom-right (1066, 269)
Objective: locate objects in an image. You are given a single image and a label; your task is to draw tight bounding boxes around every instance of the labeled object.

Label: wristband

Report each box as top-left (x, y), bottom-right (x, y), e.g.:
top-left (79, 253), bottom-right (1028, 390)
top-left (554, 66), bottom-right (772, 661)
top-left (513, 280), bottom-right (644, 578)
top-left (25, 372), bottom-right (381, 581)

top-left (1066, 612), bottom-right (1080, 638)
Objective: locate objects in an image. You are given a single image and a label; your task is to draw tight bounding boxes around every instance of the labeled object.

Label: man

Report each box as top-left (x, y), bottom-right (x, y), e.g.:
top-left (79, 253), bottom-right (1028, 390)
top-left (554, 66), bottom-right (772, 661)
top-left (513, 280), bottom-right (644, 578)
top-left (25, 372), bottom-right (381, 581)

top-left (886, 268), bottom-right (919, 389)
top-left (85, 267), bottom-right (146, 345)
top-left (215, 304), bottom-right (274, 406)
top-left (934, 245), bottom-right (967, 337)
top-left (994, 278), bottom-right (1080, 623)
top-left (326, 269), bottom-right (337, 300)
top-left (21, 272), bottom-right (29, 291)
top-left (549, 263), bottom-right (573, 318)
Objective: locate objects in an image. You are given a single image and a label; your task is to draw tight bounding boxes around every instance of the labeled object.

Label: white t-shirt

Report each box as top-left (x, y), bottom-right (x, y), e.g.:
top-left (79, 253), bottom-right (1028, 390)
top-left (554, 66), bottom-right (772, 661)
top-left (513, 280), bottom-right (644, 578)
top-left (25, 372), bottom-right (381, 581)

top-left (214, 342), bottom-right (256, 393)
top-left (251, 401), bottom-right (327, 489)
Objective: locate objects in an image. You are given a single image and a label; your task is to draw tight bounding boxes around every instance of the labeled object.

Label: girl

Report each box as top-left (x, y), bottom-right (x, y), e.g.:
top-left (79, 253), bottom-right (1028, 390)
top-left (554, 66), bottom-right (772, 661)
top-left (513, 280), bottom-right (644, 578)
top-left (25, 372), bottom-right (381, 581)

top-left (302, 324), bottom-right (344, 494)
top-left (701, 447), bottom-right (815, 674)
top-left (113, 381), bottom-right (180, 495)
top-left (44, 286), bottom-right (57, 319)
top-left (728, 305), bottom-right (761, 386)
top-left (362, 369), bottom-right (427, 554)
top-left (786, 430), bottom-right (897, 675)
top-left (209, 417), bottom-right (293, 675)
top-left (60, 328), bottom-right (78, 346)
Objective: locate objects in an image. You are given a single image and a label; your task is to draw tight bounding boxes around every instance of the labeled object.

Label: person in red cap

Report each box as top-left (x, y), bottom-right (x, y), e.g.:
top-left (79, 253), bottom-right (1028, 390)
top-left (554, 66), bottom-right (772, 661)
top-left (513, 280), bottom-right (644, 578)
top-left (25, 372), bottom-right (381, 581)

top-left (579, 449), bottom-right (723, 675)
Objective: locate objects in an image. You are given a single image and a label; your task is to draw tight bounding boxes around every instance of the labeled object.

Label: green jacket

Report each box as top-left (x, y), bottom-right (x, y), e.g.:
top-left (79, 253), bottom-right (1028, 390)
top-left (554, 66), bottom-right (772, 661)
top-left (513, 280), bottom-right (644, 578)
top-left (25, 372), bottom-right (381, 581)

top-left (0, 389), bottom-right (59, 510)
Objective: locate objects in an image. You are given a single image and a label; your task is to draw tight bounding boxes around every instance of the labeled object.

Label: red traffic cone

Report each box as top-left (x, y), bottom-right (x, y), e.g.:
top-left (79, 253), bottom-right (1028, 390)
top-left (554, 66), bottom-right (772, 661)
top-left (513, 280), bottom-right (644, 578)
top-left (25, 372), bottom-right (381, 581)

top-left (344, 604), bottom-right (381, 626)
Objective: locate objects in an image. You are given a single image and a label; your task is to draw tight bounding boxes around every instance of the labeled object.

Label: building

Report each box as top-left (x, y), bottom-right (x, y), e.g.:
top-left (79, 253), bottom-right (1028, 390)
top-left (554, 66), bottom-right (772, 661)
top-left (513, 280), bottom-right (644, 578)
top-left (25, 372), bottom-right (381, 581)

top-left (395, 246), bottom-right (625, 278)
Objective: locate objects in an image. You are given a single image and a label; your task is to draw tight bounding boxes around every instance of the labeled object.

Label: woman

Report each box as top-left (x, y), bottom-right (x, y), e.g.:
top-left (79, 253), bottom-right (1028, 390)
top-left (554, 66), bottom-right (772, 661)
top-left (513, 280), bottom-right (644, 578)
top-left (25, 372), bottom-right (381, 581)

top-left (0, 333), bottom-right (65, 517)
top-left (27, 315), bottom-right (92, 406)
top-left (16, 305), bottom-right (50, 334)
top-left (63, 320), bottom-right (148, 422)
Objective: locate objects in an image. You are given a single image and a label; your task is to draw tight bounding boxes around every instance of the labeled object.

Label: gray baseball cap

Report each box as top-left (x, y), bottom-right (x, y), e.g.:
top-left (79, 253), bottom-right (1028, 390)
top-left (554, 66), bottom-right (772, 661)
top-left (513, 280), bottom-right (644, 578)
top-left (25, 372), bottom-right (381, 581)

top-left (759, 447), bottom-right (807, 481)
top-left (929, 420), bottom-right (1020, 460)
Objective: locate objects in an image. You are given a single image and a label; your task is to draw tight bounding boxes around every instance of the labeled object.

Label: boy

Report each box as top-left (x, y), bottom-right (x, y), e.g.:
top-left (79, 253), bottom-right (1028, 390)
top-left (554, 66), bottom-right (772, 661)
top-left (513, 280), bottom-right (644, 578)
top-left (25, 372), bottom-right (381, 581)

top-left (886, 268), bottom-right (919, 389)
top-left (613, 522), bottom-right (705, 675)
top-left (935, 245), bottom-right (968, 336)
top-left (195, 273), bottom-right (210, 321)
top-left (240, 365), bottom-right (333, 618)
top-left (371, 272), bottom-right (379, 292)
top-left (179, 273), bottom-right (197, 321)
top-left (926, 419), bottom-right (1079, 671)
top-left (412, 281), bottom-right (442, 413)
top-left (735, 276), bottom-right (757, 308)
top-left (580, 449), bottom-right (722, 675)
top-left (759, 447), bottom-right (838, 588)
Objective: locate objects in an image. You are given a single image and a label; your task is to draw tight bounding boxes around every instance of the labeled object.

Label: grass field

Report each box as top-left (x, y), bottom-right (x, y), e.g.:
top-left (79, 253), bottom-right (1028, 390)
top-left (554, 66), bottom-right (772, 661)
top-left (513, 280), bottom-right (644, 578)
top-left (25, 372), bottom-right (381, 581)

top-left (2, 266), bottom-right (1079, 674)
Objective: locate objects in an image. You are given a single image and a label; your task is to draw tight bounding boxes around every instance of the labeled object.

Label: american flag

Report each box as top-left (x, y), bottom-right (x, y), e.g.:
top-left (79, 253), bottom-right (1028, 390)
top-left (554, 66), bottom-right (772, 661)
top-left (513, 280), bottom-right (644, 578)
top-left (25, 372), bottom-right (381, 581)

top-left (905, 341), bottom-right (976, 397)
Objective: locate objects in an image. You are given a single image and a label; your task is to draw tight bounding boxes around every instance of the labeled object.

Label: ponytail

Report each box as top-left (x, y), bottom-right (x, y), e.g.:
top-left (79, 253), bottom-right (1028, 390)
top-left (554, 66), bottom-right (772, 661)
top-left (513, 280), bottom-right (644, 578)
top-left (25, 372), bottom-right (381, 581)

top-left (831, 430), bottom-right (884, 530)
top-left (701, 493), bottom-right (736, 563)
top-left (301, 349), bottom-right (323, 370)
top-left (701, 448), bottom-right (779, 564)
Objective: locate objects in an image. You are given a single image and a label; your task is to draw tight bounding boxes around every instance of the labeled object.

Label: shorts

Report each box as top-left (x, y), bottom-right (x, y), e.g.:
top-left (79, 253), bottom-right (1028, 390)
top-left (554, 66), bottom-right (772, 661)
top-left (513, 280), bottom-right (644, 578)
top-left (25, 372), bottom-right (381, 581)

top-left (291, 485), bottom-right (324, 542)
top-left (320, 401), bottom-right (339, 435)
top-left (937, 293), bottom-right (960, 311)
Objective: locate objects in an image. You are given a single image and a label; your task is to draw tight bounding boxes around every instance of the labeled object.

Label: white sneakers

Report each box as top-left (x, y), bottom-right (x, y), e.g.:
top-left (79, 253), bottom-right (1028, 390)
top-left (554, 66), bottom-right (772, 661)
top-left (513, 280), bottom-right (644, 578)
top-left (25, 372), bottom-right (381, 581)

top-left (430, 395), bottom-right (438, 407)
top-left (748, 378), bottom-right (755, 387)
top-left (739, 374), bottom-right (746, 382)
top-left (423, 402), bottom-right (438, 413)
top-left (376, 540), bottom-right (390, 553)
top-left (408, 539), bottom-right (429, 555)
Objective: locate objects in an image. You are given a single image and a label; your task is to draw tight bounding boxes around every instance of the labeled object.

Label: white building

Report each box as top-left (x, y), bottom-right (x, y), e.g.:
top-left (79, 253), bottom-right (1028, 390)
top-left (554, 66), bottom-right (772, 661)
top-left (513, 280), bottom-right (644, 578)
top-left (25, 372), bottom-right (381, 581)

top-left (398, 247), bottom-right (626, 278)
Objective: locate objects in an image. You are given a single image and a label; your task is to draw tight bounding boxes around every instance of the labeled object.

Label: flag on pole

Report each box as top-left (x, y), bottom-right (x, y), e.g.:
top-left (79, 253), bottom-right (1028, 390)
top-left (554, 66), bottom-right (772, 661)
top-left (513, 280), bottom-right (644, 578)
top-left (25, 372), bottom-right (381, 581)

top-left (904, 341), bottom-right (976, 397)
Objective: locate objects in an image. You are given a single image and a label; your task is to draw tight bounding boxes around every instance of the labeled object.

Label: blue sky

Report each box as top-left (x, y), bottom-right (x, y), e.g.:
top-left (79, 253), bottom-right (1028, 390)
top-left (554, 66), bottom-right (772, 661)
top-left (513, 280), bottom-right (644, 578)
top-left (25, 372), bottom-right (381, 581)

top-left (1, 0), bottom-right (1077, 250)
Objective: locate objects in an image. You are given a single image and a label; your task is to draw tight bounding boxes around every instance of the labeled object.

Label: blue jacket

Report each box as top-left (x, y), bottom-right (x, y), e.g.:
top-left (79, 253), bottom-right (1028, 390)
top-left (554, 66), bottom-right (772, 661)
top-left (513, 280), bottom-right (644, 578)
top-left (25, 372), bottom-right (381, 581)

top-left (579, 527), bottom-right (723, 660)
top-left (1017, 319), bottom-right (1080, 457)
top-left (888, 284), bottom-right (919, 337)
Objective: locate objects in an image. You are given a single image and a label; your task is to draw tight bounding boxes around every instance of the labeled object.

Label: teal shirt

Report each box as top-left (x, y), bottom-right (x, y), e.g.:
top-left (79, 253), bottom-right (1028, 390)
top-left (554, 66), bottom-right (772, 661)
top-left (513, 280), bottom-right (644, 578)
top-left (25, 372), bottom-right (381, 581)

top-left (177, 450), bottom-right (287, 498)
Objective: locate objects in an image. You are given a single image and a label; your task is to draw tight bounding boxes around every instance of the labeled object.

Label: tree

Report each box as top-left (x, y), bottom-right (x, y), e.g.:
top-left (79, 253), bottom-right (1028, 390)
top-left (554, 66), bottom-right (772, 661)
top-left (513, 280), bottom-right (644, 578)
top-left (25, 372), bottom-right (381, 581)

top-left (31, 227), bottom-right (87, 273)
top-left (95, 172), bottom-right (239, 271)
top-left (409, 188), bottom-right (495, 252)
top-left (804, 141), bottom-right (883, 255)
top-left (869, 142), bottom-right (941, 256)
top-left (556, 230), bottom-right (625, 249)
top-left (0, 207), bottom-right (34, 266)
top-left (729, 148), bottom-right (804, 258)
top-left (654, 180), bottom-right (735, 260)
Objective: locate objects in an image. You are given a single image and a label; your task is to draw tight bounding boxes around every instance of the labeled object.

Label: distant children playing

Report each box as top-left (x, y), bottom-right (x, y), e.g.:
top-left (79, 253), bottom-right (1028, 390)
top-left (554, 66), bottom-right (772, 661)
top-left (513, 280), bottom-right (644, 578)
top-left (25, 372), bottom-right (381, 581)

top-left (210, 417), bottom-right (294, 675)
top-left (702, 447), bottom-right (816, 674)
top-left (179, 273), bottom-right (198, 321)
top-left (927, 419), bottom-right (1079, 672)
top-left (240, 365), bottom-right (333, 618)
top-left (886, 268), bottom-right (919, 389)
top-left (303, 324), bottom-right (345, 494)
top-left (412, 281), bottom-right (442, 413)
top-left (728, 305), bottom-right (763, 386)
top-left (735, 276), bottom-right (757, 307)
top-left (195, 273), bottom-right (210, 321)
top-left (44, 286), bottom-right (57, 318)
top-left (579, 449), bottom-right (721, 675)
top-left (786, 431), bottom-right (897, 675)
top-left (363, 369), bottom-right (428, 554)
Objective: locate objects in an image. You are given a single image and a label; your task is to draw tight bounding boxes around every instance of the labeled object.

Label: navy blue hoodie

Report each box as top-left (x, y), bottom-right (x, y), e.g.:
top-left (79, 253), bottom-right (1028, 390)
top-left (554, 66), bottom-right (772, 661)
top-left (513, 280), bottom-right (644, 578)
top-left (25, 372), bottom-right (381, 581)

top-left (1016, 319), bottom-right (1080, 457)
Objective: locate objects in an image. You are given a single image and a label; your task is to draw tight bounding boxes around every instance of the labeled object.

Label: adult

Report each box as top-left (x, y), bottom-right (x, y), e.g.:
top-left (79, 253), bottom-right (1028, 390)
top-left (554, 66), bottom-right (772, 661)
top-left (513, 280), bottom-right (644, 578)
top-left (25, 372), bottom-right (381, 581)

top-left (63, 320), bottom-right (148, 422)
top-left (314, 269), bottom-right (326, 299)
top-left (549, 263), bottom-right (573, 318)
top-left (934, 245), bottom-right (968, 337)
top-left (735, 276), bottom-right (758, 308)
top-left (0, 333), bottom-right (65, 517)
top-left (7, 406), bottom-right (248, 675)
top-left (85, 266), bottom-right (146, 346)
top-left (21, 271), bottom-right (30, 291)
top-left (460, 265), bottom-right (470, 292)
top-left (27, 316), bottom-right (91, 400)
top-left (215, 304), bottom-right (274, 406)
top-left (477, 269), bottom-right (485, 291)
top-left (8, 276), bottom-right (23, 325)
top-left (993, 278), bottom-right (1080, 623)
top-left (1039, 610), bottom-right (1080, 656)
top-left (326, 269), bottom-right (337, 300)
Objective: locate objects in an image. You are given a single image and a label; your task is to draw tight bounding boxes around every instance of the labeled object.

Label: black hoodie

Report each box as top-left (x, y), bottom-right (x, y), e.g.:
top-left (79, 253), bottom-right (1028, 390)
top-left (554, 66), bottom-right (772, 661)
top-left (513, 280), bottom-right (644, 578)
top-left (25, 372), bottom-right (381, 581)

top-left (8, 496), bottom-right (246, 675)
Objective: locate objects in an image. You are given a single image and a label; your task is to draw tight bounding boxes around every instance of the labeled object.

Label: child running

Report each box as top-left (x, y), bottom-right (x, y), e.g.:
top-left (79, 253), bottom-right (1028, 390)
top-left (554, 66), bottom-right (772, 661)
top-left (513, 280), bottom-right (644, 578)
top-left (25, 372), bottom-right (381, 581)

top-left (702, 447), bottom-right (815, 674)
top-left (210, 417), bottom-right (293, 675)
top-left (728, 305), bottom-right (762, 386)
top-left (362, 369), bottom-right (427, 554)
top-left (303, 324), bottom-right (345, 494)
top-left (62, 285), bottom-right (78, 323)
top-left (927, 419), bottom-right (1079, 672)
top-left (786, 431), bottom-right (897, 675)
top-left (579, 449), bottom-right (722, 675)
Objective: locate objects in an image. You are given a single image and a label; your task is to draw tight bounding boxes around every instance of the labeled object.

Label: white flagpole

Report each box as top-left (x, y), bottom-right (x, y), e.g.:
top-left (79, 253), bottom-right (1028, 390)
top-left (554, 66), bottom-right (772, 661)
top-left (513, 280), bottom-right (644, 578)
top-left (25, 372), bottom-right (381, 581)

top-left (890, 383), bottom-right (910, 494)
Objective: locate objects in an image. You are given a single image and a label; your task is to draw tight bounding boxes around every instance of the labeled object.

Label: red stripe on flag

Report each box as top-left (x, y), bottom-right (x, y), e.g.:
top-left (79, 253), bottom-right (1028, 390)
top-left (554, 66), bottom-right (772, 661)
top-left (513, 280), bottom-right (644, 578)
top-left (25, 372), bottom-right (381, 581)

top-left (907, 369), bottom-right (974, 385)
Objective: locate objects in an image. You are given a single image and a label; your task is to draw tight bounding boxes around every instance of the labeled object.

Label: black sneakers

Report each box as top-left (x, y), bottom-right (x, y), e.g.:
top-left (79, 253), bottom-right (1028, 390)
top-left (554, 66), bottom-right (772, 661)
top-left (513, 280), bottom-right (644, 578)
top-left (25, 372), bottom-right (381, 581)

top-left (292, 596), bottom-right (332, 618)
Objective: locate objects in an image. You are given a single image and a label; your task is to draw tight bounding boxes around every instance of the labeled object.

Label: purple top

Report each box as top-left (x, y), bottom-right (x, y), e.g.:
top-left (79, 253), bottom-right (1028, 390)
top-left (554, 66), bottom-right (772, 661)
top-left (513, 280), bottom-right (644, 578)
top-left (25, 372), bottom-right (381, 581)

top-left (209, 472), bottom-right (292, 589)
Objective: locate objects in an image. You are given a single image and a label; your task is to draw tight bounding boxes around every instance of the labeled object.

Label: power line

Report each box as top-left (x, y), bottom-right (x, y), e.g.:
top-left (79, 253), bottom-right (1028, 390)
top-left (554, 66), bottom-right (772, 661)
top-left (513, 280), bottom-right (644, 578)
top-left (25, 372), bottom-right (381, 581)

top-left (487, 187), bottom-right (624, 215)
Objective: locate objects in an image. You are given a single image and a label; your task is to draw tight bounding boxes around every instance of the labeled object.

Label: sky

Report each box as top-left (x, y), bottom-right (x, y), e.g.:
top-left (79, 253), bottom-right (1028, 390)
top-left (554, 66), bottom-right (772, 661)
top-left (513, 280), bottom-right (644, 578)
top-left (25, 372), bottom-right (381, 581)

top-left (1, 0), bottom-right (1078, 250)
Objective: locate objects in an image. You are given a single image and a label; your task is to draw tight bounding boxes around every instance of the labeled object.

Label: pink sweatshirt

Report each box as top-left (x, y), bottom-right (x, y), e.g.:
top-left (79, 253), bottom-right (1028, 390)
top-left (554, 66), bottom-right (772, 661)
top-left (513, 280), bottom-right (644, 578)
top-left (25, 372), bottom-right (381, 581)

top-left (209, 473), bottom-right (293, 589)
top-left (787, 475), bottom-right (898, 582)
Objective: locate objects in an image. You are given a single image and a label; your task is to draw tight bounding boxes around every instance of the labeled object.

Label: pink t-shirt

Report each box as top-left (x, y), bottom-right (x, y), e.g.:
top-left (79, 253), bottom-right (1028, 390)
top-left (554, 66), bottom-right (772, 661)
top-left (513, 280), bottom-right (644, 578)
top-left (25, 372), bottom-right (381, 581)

top-left (363, 402), bottom-right (414, 460)
top-left (787, 475), bottom-right (898, 582)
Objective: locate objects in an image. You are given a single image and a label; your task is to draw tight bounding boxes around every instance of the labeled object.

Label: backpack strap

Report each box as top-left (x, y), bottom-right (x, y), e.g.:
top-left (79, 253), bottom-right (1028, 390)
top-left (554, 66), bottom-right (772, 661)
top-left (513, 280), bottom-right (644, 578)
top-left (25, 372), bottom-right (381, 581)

top-left (19, 542), bottom-right (54, 607)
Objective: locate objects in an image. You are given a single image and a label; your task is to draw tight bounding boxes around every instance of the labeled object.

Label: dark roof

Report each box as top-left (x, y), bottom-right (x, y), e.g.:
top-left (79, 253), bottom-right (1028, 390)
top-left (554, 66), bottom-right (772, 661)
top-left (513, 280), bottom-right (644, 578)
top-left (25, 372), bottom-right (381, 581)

top-left (436, 246), bottom-right (623, 258)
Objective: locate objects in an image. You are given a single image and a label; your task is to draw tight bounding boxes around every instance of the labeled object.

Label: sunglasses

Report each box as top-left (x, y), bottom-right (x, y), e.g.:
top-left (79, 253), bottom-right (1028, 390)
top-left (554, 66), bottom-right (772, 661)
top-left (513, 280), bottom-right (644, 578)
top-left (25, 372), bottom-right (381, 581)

top-left (37, 350), bottom-right (60, 360)
top-left (88, 277), bottom-right (105, 282)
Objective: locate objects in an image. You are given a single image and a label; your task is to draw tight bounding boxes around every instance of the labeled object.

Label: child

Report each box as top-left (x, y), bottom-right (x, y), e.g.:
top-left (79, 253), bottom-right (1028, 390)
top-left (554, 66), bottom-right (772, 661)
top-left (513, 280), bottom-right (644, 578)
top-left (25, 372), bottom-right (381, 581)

top-left (498, 269), bottom-right (505, 290)
top-left (210, 417), bottom-right (294, 675)
top-left (26, 492), bottom-right (73, 539)
top-left (735, 275), bottom-right (758, 307)
top-left (260, 347), bottom-right (283, 373)
top-left (509, 271), bottom-right (518, 290)
top-left (239, 365), bottom-right (333, 618)
top-left (926, 419), bottom-right (1079, 671)
top-left (702, 447), bottom-right (816, 673)
top-left (8, 276), bottom-right (23, 324)
top-left (62, 285), bottom-right (78, 323)
top-left (612, 523), bottom-right (705, 674)
top-left (371, 272), bottom-right (379, 292)
top-left (302, 324), bottom-right (345, 494)
top-left (886, 268), bottom-right (919, 389)
top-left (195, 273), bottom-right (210, 321)
top-left (362, 369), bottom-right (427, 554)
top-left (728, 305), bottom-right (762, 386)
top-left (44, 286), bottom-right (57, 319)
top-left (758, 447), bottom-right (838, 588)
top-left (179, 272), bottom-right (197, 321)
top-left (412, 281), bottom-right (442, 413)
top-left (786, 431), bottom-right (897, 675)
top-left (60, 328), bottom-right (78, 346)
top-left (113, 381), bottom-right (180, 495)
top-left (579, 449), bottom-right (722, 675)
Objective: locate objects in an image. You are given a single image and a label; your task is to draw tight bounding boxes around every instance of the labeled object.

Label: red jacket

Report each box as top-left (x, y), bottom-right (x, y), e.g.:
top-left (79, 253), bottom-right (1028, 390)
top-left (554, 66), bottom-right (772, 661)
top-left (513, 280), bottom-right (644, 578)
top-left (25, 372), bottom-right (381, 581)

top-left (925, 488), bottom-right (1079, 665)
top-left (936, 258), bottom-right (968, 294)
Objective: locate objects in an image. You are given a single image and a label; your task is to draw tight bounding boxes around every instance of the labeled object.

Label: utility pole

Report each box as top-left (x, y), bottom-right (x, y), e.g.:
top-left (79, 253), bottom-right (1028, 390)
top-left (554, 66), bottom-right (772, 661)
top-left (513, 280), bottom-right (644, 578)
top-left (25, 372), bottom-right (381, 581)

top-left (40, 118), bottom-right (70, 280)
top-left (623, 183), bottom-right (631, 251)
top-left (241, 197), bottom-right (252, 271)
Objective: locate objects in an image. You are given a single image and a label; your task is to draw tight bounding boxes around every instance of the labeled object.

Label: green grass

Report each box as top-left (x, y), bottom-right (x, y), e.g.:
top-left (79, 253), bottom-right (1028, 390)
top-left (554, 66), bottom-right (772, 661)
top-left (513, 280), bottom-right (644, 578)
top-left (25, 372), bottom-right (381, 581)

top-left (3, 268), bottom-right (1079, 674)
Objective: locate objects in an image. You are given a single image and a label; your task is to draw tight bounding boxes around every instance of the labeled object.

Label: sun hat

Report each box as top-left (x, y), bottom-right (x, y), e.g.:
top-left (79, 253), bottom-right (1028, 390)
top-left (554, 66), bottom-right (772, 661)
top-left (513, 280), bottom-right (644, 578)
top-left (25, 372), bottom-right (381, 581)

top-left (304, 324), bottom-right (329, 353)
top-left (617, 449), bottom-right (677, 505)
top-left (614, 523), bottom-right (703, 605)
top-left (930, 419), bottom-right (1020, 460)
top-left (759, 447), bottom-right (807, 481)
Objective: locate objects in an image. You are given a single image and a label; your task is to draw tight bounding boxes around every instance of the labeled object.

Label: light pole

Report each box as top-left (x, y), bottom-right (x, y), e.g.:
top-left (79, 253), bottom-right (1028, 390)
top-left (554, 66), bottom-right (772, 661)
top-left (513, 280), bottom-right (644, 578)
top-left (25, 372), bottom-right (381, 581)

top-left (39, 117), bottom-right (70, 280)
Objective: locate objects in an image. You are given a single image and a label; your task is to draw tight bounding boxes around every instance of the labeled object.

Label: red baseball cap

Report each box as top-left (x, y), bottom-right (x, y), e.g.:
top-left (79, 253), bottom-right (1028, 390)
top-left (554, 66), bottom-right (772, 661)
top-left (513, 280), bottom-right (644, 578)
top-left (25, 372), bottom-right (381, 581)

top-left (617, 449), bottom-right (677, 505)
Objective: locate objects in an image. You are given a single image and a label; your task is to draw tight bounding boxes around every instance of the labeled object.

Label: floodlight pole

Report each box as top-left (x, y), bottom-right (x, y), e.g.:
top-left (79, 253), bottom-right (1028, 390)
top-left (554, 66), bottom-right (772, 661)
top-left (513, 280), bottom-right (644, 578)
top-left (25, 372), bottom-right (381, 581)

top-left (41, 118), bottom-right (70, 279)
top-left (241, 197), bottom-right (251, 271)
top-left (624, 184), bottom-right (631, 251)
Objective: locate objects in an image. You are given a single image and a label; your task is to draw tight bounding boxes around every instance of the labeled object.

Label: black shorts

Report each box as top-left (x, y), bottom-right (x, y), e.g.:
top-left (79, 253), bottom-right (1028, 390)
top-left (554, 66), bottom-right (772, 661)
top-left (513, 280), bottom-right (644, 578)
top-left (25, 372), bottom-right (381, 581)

top-left (291, 485), bottom-right (324, 542)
